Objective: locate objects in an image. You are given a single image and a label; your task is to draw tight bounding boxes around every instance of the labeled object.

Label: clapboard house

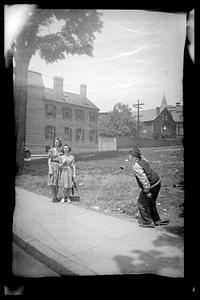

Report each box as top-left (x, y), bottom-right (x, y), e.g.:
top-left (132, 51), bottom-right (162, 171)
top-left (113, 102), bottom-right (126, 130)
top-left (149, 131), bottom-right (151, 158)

top-left (24, 70), bottom-right (99, 154)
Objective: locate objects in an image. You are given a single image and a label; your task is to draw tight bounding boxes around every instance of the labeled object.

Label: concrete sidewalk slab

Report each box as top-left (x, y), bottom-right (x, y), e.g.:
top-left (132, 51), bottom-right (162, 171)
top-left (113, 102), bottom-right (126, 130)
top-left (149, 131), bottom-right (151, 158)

top-left (13, 187), bottom-right (184, 277)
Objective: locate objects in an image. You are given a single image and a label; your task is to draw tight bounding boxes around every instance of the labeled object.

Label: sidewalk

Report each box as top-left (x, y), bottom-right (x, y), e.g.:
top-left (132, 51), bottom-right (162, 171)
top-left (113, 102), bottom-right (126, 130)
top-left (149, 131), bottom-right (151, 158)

top-left (13, 187), bottom-right (184, 277)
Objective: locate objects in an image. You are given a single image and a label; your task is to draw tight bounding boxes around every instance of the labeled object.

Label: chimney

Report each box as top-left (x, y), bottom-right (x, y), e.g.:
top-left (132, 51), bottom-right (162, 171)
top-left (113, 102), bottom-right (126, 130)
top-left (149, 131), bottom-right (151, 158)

top-left (80, 84), bottom-right (87, 99)
top-left (156, 107), bottom-right (160, 115)
top-left (53, 76), bottom-right (63, 99)
top-left (176, 102), bottom-right (182, 112)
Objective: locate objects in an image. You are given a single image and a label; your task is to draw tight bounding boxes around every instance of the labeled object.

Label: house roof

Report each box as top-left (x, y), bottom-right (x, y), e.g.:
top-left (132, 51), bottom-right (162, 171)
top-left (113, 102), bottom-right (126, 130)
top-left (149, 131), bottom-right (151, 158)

top-left (27, 70), bottom-right (99, 110)
top-left (170, 111), bottom-right (183, 122)
top-left (44, 88), bottom-right (99, 110)
top-left (133, 109), bottom-right (156, 122)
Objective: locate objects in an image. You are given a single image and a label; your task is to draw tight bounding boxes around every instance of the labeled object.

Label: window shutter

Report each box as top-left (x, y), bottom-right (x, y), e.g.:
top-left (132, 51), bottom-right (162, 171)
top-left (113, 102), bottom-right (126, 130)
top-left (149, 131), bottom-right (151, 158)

top-left (70, 128), bottom-right (72, 140)
top-left (45, 126), bottom-right (48, 139)
top-left (82, 129), bottom-right (85, 141)
top-left (62, 107), bottom-right (65, 119)
top-left (45, 104), bottom-right (48, 117)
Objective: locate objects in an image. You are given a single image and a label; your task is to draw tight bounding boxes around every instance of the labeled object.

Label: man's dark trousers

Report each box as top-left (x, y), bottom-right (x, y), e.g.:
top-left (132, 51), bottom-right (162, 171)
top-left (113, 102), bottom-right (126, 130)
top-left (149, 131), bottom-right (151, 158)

top-left (137, 182), bottom-right (161, 224)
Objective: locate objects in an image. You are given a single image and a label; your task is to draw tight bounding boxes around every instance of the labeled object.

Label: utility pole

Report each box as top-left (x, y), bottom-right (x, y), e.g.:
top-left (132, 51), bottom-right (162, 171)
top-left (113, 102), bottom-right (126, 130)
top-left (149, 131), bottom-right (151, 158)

top-left (132, 99), bottom-right (144, 137)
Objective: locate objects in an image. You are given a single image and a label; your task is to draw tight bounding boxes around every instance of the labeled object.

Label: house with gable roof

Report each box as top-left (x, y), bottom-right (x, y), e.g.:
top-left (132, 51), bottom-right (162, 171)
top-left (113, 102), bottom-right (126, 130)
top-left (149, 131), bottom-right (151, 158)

top-left (134, 93), bottom-right (183, 139)
top-left (24, 70), bottom-right (99, 154)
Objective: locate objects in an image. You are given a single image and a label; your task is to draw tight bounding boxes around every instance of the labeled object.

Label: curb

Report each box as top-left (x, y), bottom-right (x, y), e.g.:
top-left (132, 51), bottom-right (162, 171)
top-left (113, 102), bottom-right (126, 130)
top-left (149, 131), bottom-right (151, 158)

top-left (13, 225), bottom-right (96, 276)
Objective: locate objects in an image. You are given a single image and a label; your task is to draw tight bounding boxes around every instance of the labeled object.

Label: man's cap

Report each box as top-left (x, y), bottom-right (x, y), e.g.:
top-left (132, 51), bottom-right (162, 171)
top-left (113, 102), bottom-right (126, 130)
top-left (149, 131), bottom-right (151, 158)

top-left (130, 147), bottom-right (141, 158)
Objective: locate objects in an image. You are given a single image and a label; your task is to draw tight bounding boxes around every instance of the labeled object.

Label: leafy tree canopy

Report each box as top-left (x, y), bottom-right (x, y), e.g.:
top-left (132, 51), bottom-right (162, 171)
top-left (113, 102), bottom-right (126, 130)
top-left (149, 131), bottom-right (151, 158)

top-left (98, 103), bottom-right (137, 137)
top-left (14, 8), bottom-right (103, 64)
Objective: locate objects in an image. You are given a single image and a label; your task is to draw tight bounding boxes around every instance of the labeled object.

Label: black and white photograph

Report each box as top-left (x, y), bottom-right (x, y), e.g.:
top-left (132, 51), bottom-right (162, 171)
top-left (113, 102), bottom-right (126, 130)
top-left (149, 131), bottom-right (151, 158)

top-left (3, 5), bottom-right (196, 296)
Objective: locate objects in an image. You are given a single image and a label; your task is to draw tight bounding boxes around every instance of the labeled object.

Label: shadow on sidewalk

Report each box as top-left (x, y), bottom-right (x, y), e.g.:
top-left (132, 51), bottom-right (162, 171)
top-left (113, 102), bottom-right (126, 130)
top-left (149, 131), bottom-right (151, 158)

top-left (113, 230), bottom-right (183, 276)
top-left (113, 250), bottom-right (182, 275)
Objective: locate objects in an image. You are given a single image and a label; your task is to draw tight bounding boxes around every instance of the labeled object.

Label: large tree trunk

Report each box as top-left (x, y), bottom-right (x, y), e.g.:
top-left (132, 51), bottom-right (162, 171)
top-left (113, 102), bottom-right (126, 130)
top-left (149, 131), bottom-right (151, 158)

top-left (14, 50), bottom-right (30, 174)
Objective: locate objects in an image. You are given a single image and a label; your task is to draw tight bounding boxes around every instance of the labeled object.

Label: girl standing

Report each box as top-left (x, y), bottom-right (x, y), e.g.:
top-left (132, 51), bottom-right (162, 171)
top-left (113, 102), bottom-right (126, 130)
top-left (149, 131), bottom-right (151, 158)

top-left (47, 137), bottom-right (63, 203)
top-left (59, 144), bottom-right (76, 203)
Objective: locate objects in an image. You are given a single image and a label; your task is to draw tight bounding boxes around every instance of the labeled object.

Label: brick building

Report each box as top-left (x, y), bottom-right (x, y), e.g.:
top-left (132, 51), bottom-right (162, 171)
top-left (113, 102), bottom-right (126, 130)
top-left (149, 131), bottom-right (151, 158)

top-left (25, 70), bottom-right (99, 154)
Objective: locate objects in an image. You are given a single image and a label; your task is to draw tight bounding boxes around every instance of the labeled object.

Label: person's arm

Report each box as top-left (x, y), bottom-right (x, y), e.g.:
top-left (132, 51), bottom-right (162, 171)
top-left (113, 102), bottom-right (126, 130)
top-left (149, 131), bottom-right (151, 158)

top-left (48, 158), bottom-right (53, 174)
top-left (58, 156), bottom-right (64, 169)
top-left (48, 149), bottom-right (53, 174)
top-left (72, 156), bottom-right (76, 178)
top-left (133, 162), bottom-right (150, 192)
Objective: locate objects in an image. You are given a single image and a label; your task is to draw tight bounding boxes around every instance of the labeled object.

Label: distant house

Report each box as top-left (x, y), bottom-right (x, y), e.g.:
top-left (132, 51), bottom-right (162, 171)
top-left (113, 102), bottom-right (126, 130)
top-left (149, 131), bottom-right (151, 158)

top-left (22, 70), bottom-right (99, 154)
top-left (134, 94), bottom-right (183, 139)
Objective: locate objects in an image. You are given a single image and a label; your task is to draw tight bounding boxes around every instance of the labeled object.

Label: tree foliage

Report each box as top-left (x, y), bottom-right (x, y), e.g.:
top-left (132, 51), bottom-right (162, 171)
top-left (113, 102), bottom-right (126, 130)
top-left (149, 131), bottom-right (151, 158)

top-left (98, 103), bottom-right (137, 137)
top-left (14, 9), bottom-right (103, 63)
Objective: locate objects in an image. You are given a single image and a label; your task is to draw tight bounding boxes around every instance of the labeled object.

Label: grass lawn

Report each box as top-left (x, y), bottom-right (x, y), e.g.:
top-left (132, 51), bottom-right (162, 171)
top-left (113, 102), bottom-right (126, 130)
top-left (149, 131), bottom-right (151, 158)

top-left (16, 147), bottom-right (184, 236)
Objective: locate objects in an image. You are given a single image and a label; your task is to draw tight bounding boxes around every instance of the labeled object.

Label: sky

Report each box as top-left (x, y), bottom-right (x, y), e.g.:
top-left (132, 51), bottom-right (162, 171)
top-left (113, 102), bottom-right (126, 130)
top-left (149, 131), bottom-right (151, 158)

top-left (10, 8), bottom-right (187, 112)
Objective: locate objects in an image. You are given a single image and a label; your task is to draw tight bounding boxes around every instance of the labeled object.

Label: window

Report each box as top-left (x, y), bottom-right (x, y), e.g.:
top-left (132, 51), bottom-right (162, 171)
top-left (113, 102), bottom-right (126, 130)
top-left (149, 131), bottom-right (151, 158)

top-left (89, 111), bottom-right (97, 123)
top-left (45, 126), bottom-right (56, 139)
top-left (63, 107), bottom-right (72, 120)
top-left (75, 109), bottom-right (84, 122)
top-left (64, 127), bottom-right (72, 141)
top-left (75, 128), bottom-right (84, 142)
top-left (45, 104), bottom-right (56, 118)
top-left (89, 129), bottom-right (97, 143)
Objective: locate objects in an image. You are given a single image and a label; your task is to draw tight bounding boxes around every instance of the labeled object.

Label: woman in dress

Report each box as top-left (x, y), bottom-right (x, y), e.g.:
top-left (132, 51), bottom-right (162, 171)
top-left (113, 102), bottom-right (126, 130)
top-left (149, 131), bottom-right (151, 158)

top-left (47, 137), bottom-right (63, 203)
top-left (59, 144), bottom-right (76, 203)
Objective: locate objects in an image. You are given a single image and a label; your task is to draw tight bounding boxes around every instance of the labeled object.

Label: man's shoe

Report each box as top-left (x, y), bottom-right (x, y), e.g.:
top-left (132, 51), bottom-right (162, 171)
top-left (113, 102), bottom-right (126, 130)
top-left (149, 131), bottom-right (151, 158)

top-left (139, 223), bottom-right (155, 228)
top-left (67, 198), bottom-right (71, 203)
top-left (155, 220), bottom-right (170, 226)
top-left (60, 198), bottom-right (65, 203)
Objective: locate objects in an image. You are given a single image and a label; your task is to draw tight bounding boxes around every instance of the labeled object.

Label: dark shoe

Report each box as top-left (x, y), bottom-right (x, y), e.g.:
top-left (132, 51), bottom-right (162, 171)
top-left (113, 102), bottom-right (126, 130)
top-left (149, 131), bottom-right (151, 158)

top-left (139, 223), bottom-right (155, 228)
top-left (155, 220), bottom-right (170, 226)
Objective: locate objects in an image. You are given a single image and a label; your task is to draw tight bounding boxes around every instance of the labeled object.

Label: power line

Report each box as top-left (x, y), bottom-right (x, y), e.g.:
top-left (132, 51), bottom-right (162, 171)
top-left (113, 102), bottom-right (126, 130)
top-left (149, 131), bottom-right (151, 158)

top-left (132, 99), bottom-right (144, 138)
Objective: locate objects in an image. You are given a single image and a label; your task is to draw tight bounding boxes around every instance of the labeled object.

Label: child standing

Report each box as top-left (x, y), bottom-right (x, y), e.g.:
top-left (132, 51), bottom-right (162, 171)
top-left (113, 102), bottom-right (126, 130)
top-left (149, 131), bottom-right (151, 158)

top-left (128, 147), bottom-right (169, 228)
top-left (59, 144), bottom-right (76, 203)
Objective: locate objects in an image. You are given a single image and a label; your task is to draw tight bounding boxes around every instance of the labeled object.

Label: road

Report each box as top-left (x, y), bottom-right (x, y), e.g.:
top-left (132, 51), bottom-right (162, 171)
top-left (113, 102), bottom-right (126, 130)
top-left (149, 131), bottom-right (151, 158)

top-left (12, 243), bottom-right (59, 277)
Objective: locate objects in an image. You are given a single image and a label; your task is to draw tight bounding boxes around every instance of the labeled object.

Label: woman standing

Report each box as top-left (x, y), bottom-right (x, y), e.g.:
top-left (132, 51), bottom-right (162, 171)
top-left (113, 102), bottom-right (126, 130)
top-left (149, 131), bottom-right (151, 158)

top-left (47, 137), bottom-right (63, 203)
top-left (59, 144), bottom-right (76, 203)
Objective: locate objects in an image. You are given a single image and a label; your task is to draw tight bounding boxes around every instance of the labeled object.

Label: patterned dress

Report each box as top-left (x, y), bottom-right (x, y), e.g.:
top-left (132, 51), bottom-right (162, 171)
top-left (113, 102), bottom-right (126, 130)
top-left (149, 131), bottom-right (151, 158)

top-left (59, 155), bottom-right (75, 189)
top-left (47, 147), bottom-right (62, 186)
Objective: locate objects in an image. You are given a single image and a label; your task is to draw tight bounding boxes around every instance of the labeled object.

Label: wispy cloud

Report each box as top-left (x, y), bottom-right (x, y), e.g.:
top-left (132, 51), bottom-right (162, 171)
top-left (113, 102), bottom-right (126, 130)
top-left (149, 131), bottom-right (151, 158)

top-left (118, 25), bottom-right (141, 34)
top-left (95, 44), bottom-right (165, 62)
top-left (90, 79), bottom-right (161, 92)
top-left (111, 81), bottom-right (139, 89)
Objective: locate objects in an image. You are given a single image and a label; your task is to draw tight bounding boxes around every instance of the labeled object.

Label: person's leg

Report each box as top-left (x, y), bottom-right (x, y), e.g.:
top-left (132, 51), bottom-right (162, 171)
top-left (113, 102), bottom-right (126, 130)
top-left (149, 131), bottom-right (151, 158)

top-left (55, 184), bottom-right (59, 201)
top-left (61, 188), bottom-right (67, 203)
top-left (150, 183), bottom-right (169, 225)
top-left (149, 183), bottom-right (161, 222)
top-left (137, 191), bottom-right (154, 226)
top-left (50, 185), bottom-right (58, 202)
top-left (66, 188), bottom-right (71, 202)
